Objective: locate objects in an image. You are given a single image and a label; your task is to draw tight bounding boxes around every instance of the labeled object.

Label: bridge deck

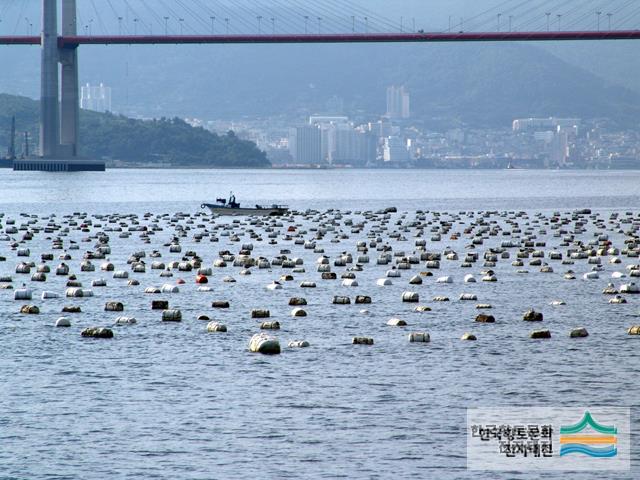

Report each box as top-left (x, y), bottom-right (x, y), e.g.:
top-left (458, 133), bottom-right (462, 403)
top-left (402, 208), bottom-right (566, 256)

top-left (1, 31), bottom-right (640, 47)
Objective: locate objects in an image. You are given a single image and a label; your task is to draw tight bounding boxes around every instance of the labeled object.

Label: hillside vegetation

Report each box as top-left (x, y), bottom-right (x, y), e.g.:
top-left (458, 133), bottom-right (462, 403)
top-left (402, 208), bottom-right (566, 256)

top-left (0, 94), bottom-right (270, 167)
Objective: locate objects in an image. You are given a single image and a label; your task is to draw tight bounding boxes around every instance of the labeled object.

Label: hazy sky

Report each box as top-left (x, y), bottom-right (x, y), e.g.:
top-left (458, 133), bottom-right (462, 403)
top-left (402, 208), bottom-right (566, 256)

top-left (1, 0), bottom-right (638, 104)
top-left (1, 1), bottom-right (506, 34)
top-left (0, 1), bottom-right (617, 36)
top-left (363, 1), bottom-right (501, 18)
top-left (352, 1), bottom-right (507, 29)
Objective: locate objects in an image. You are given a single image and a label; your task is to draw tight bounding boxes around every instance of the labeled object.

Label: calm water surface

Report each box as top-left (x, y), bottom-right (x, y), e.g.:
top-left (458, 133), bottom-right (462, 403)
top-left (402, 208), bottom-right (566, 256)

top-left (1, 168), bottom-right (640, 212)
top-left (0, 168), bottom-right (638, 479)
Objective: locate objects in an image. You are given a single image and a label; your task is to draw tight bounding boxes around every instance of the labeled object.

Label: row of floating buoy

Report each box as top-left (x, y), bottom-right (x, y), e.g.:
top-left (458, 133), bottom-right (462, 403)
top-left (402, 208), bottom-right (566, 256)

top-left (3, 207), bottom-right (640, 356)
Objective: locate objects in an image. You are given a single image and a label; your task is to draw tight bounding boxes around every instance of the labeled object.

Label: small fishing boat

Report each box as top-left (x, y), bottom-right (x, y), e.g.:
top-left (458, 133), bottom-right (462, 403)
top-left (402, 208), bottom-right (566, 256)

top-left (201, 193), bottom-right (288, 216)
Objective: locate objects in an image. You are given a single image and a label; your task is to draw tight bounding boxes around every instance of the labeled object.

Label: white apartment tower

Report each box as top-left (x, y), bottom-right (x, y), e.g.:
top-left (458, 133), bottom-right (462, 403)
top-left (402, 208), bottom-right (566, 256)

top-left (386, 86), bottom-right (410, 119)
top-left (383, 136), bottom-right (410, 162)
top-left (80, 83), bottom-right (112, 113)
top-left (289, 125), bottom-right (322, 164)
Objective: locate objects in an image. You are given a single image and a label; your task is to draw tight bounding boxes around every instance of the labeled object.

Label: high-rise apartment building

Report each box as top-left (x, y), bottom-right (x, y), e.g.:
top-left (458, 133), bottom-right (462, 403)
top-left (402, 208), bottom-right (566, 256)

top-left (386, 86), bottom-right (410, 119)
top-left (289, 125), bottom-right (322, 164)
top-left (80, 83), bottom-right (112, 113)
top-left (383, 136), bottom-right (410, 162)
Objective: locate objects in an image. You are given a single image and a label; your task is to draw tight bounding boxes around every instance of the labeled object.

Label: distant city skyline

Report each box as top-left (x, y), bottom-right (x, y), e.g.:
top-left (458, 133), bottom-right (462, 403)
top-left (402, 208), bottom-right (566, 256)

top-left (203, 109), bottom-right (638, 169)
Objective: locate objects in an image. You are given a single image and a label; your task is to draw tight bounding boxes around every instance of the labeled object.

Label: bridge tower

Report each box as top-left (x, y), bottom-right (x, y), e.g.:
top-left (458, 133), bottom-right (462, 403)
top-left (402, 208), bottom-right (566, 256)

top-left (60, 0), bottom-right (80, 157)
top-left (40, 0), bottom-right (59, 158)
top-left (17, 0), bottom-right (104, 171)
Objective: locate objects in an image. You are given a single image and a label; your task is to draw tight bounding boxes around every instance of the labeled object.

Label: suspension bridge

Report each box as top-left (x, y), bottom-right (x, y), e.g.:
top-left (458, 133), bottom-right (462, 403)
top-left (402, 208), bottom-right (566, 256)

top-left (1, 0), bottom-right (639, 171)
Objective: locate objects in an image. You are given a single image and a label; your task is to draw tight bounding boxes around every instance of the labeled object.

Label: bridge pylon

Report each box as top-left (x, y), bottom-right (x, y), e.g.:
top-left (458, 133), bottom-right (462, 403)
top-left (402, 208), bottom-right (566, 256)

top-left (18, 0), bottom-right (104, 171)
top-left (60, 0), bottom-right (80, 157)
top-left (39, 0), bottom-right (59, 159)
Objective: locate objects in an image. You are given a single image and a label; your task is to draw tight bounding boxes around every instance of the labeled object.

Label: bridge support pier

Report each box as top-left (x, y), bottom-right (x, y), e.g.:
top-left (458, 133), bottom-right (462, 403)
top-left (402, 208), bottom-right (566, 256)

top-left (28, 0), bottom-right (104, 171)
top-left (60, 0), bottom-right (79, 157)
top-left (40, 0), bottom-right (59, 158)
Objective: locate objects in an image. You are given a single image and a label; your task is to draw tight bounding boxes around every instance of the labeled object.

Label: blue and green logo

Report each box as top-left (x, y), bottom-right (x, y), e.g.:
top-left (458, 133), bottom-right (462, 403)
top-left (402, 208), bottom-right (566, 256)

top-left (560, 411), bottom-right (617, 458)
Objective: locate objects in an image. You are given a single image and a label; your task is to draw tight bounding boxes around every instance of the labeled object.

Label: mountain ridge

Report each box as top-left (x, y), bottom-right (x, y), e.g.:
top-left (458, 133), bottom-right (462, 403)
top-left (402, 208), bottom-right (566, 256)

top-left (1, 41), bottom-right (639, 126)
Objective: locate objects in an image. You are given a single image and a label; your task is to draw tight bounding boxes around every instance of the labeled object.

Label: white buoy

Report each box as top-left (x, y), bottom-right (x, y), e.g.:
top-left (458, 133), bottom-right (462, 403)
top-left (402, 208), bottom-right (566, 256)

top-left (207, 321), bottom-right (227, 332)
top-left (620, 283), bottom-right (640, 294)
top-left (249, 333), bottom-right (281, 354)
top-left (113, 270), bottom-right (129, 279)
top-left (55, 317), bottom-right (71, 327)
top-left (387, 318), bottom-right (407, 327)
top-left (162, 309), bottom-right (182, 322)
top-left (402, 291), bottom-right (419, 303)
top-left (459, 293), bottom-right (478, 301)
top-left (65, 287), bottom-right (84, 298)
top-left (333, 296), bottom-right (351, 305)
top-left (161, 284), bottom-right (179, 293)
top-left (408, 332), bottom-right (430, 343)
top-left (14, 288), bottom-right (32, 300)
top-left (115, 316), bottom-right (137, 325)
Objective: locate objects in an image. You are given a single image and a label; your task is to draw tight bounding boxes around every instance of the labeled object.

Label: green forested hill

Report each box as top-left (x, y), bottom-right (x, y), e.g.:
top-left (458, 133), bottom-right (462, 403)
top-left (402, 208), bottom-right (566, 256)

top-left (0, 94), bottom-right (270, 167)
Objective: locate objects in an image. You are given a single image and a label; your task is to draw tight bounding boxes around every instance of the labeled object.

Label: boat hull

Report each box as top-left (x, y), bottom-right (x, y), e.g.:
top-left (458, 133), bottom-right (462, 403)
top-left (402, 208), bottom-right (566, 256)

top-left (201, 204), bottom-right (288, 216)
